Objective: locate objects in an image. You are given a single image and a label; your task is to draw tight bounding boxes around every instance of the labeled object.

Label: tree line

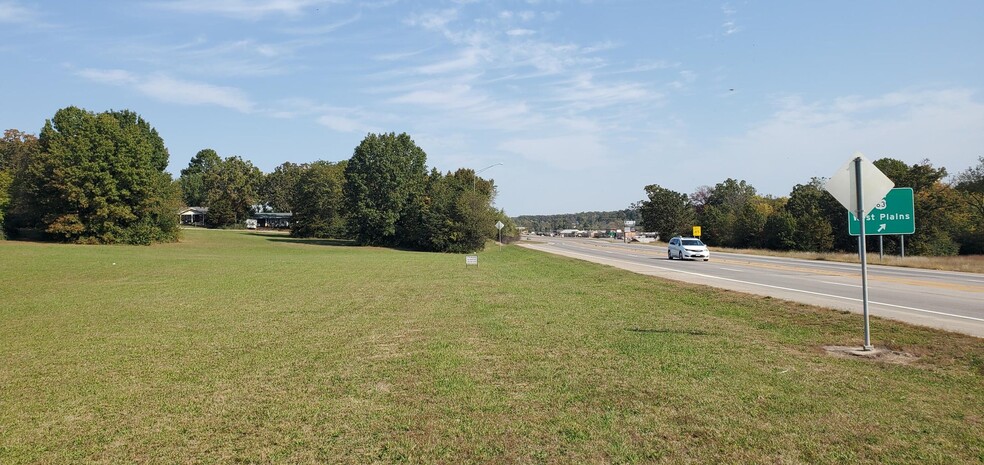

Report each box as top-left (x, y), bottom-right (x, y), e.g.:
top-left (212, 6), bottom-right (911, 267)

top-left (515, 157), bottom-right (984, 256)
top-left (1, 107), bottom-right (510, 252)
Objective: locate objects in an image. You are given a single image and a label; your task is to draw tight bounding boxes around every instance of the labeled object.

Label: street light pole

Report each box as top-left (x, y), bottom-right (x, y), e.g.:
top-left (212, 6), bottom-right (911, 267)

top-left (474, 163), bottom-right (502, 189)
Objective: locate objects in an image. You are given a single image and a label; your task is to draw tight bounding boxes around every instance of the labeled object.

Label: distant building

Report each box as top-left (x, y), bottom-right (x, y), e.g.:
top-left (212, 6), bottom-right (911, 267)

top-left (178, 207), bottom-right (208, 226)
top-left (251, 212), bottom-right (292, 229)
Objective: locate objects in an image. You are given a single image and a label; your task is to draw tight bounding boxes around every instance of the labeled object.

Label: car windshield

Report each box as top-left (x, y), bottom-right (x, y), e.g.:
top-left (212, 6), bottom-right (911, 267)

top-left (682, 239), bottom-right (704, 246)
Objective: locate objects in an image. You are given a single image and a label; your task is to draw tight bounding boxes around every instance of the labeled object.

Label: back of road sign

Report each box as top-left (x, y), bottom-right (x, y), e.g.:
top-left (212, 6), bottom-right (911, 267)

top-left (824, 153), bottom-right (895, 215)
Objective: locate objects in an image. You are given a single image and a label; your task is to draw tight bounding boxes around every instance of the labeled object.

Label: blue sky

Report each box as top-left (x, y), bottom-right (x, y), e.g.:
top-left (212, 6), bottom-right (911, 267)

top-left (2, 1), bottom-right (982, 215)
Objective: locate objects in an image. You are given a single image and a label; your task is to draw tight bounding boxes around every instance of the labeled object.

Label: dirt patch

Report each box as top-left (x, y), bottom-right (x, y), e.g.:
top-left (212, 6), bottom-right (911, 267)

top-left (823, 345), bottom-right (918, 365)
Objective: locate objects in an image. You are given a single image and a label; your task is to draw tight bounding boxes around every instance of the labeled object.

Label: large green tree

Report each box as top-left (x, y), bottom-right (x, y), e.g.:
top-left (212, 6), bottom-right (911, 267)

top-left (343, 132), bottom-right (427, 246)
top-left (262, 161), bottom-right (304, 213)
top-left (204, 156), bottom-right (263, 227)
top-left (874, 158), bottom-right (958, 255)
top-left (291, 161), bottom-right (348, 238)
top-left (639, 184), bottom-right (694, 239)
top-left (698, 178), bottom-right (757, 246)
top-left (178, 148), bottom-right (221, 207)
top-left (1, 129), bottom-right (40, 238)
top-left (401, 168), bottom-right (498, 252)
top-left (14, 107), bottom-right (178, 244)
top-left (953, 156), bottom-right (984, 253)
top-left (785, 179), bottom-right (837, 251)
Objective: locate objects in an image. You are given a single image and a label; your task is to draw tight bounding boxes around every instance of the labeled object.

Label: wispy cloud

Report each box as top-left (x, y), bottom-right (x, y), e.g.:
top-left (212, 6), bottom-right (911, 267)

top-left (551, 73), bottom-right (661, 111)
top-left (721, 3), bottom-right (740, 35)
top-left (78, 68), bottom-right (255, 112)
top-left (77, 68), bottom-right (138, 86)
top-left (499, 133), bottom-right (610, 170)
top-left (112, 35), bottom-right (319, 78)
top-left (0, 0), bottom-right (50, 27)
top-left (276, 13), bottom-right (361, 35)
top-left (152, 0), bottom-right (340, 20)
top-left (707, 88), bottom-right (984, 194)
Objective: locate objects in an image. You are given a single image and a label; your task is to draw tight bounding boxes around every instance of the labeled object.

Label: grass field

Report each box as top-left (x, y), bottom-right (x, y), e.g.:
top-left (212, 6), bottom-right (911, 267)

top-left (1, 230), bottom-right (982, 463)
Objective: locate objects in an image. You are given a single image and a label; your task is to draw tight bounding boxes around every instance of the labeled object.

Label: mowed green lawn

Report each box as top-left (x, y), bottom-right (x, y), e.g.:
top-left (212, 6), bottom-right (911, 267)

top-left (1, 230), bottom-right (981, 464)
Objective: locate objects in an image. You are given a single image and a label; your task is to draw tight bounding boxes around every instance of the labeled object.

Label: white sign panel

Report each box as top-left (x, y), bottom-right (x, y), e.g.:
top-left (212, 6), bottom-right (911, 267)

top-left (824, 152), bottom-right (894, 215)
top-left (495, 221), bottom-right (504, 230)
top-left (465, 255), bottom-right (478, 266)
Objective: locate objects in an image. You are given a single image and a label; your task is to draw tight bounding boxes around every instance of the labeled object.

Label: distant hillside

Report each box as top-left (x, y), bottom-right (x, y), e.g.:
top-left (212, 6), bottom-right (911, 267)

top-left (513, 208), bottom-right (642, 233)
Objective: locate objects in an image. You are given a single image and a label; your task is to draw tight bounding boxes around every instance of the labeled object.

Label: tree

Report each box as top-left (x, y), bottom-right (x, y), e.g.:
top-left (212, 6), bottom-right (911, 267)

top-left (763, 209), bottom-right (797, 250)
top-left (0, 170), bottom-right (10, 239)
top-left (262, 161), bottom-right (304, 213)
top-left (785, 180), bottom-right (837, 251)
top-left (178, 149), bottom-right (221, 207)
top-left (1, 129), bottom-right (40, 237)
top-left (953, 156), bottom-right (984, 253)
top-left (732, 200), bottom-right (772, 248)
top-left (205, 156), bottom-right (263, 227)
top-left (15, 107), bottom-right (178, 244)
top-left (401, 168), bottom-right (498, 252)
top-left (343, 133), bottom-right (427, 246)
top-left (291, 161), bottom-right (347, 238)
top-left (874, 158), bottom-right (958, 256)
top-left (639, 184), bottom-right (694, 239)
top-left (698, 178), bottom-right (758, 247)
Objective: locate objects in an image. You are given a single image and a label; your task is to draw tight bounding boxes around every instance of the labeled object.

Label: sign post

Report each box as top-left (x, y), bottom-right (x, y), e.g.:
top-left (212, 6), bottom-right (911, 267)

top-left (495, 220), bottom-right (504, 250)
top-left (824, 153), bottom-right (894, 351)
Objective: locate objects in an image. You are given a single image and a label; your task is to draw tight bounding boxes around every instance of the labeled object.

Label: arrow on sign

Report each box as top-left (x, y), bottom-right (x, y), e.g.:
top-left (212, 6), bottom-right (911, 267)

top-left (877, 224), bottom-right (886, 232)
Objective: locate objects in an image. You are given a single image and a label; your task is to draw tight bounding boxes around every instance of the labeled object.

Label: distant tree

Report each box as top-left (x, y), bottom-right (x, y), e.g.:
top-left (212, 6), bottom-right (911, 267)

top-left (732, 200), bottom-right (772, 248)
top-left (0, 170), bottom-right (10, 239)
top-left (785, 180), bottom-right (836, 252)
top-left (953, 156), bottom-right (984, 253)
top-left (689, 185), bottom-right (712, 215)
top-left (401, 168), bottom-right (498, 252)
top-left (874, 158), bottom-right (947, 193)
top-left (1, 129), bottom-right (40, 237)
top-left (205, 156), bottom-right (263, 227)
top-left (262, 161), bottom-right (304, 213)
top-left (874, 158), bottom-right (958, 256)
top-left (15, 107), bottom-right (178, 244)
top-left (178, 149), bottom-right (221, 207)
top-left (291, 161), bottom-right (348, 238)
top-left (343, 133), bottom-right (427, 246)
top-left (698, 179), bottom-right (757, 246)
top-left (639, 184), bottom-right (694, 239)
top-left (763, 209), bottom-right (797, 250)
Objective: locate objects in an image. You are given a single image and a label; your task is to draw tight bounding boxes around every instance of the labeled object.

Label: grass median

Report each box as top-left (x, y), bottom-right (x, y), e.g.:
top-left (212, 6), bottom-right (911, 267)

top-left (1, 230), bottom-right (981, 463)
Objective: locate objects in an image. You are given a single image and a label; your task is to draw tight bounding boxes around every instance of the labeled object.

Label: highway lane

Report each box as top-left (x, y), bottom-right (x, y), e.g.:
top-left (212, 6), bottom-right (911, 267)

top-left (518, 236), bottom-right (984, 338)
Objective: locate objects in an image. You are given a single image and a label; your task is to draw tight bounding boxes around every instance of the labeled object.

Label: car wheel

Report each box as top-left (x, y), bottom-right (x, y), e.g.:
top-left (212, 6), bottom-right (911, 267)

top-left (678, 251), bottom-right (683, 260)
top-left (703, 258), bottom-right (709, 262)
top-left (667, 250), bottom-right (673, 260)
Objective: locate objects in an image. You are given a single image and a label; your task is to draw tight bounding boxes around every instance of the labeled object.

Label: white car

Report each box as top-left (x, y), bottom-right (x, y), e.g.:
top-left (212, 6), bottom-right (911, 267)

top-left (667, 236), bottom-right (710, 261)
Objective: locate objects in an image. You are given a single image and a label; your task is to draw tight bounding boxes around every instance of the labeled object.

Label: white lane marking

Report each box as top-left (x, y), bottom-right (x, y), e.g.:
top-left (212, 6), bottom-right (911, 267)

top-left (820, 281), bottom-right (861, 288)
top-left (718, 267), bottom-right (743, 272)
top-left (548, 247), bottom-right (984, 323)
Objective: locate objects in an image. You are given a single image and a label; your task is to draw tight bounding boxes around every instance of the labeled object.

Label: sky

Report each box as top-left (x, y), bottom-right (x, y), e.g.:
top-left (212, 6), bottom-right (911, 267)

top-left (1, 1), bottom-right (982, 216)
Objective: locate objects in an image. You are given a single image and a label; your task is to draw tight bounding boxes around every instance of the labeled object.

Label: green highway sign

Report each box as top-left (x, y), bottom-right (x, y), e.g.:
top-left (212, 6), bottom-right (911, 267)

top-left (848, 187), bottom-right (915, 235)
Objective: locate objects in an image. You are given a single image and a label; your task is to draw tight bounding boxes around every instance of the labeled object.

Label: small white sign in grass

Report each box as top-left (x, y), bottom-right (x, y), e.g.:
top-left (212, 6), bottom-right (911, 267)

top-left (465, 255), bottom-right (478, 267)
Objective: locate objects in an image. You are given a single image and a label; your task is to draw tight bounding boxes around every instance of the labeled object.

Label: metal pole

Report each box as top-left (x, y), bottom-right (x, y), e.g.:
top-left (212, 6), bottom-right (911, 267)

top-left (900, 235), bottom-right (905, 258)
top-left (879, 236), bottom-right (883, 260)
top-left (855, 157), bottom-right (873, 351)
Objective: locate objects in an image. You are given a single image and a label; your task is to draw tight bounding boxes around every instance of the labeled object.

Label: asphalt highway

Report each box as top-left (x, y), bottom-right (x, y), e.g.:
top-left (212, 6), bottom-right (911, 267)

top-left (518, 236), bottom-right (984, 338)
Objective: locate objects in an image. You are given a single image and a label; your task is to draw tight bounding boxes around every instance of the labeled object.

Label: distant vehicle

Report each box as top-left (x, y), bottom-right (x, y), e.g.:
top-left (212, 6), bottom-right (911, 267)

top-left (245, 219), bottom-right (258, 230)
top-left (667, 236), bottom-right (709, 261)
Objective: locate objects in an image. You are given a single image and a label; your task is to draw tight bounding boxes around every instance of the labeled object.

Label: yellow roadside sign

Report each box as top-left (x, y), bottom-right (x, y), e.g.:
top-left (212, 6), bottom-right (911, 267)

top-left (692, 226), bottom-right (701, 237)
